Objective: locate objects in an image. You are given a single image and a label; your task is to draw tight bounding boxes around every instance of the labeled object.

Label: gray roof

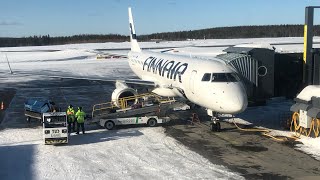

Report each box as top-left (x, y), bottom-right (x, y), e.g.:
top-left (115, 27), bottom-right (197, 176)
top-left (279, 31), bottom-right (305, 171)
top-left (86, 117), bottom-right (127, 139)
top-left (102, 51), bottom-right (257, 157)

top-left (223, 47), bottom-right (256, 54)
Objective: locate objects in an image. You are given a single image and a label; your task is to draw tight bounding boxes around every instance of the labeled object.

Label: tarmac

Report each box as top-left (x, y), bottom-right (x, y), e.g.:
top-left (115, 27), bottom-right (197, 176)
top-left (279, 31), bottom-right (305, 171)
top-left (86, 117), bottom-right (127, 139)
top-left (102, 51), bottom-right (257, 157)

top-left (1, 74), bottom-right (320, 179)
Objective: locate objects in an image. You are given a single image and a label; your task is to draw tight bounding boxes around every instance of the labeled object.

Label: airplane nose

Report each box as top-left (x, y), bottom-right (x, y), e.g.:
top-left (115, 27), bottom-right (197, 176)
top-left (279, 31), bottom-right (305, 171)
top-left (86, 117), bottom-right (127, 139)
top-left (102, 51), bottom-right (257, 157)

top-left (224, 86), bottom-right (248, 114)
top-left (208, 83), bottom-right (248, 114)
top-left (219, 94), bottom-right (247, 114)
top-left (236, 93), bottom-right (248, 113)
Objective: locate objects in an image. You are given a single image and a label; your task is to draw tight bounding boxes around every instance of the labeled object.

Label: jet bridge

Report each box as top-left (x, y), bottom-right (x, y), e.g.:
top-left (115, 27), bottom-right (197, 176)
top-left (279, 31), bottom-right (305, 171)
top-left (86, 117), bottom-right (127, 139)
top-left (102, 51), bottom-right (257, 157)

top-left (216, 52), bottom-right (258, 86)
top-left (217, 47), bottom-right (275, 104)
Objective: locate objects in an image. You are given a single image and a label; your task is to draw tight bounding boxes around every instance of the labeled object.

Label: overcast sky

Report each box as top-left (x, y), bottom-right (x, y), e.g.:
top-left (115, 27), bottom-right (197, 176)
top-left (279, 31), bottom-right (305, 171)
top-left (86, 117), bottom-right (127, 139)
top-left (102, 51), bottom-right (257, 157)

top-left (0, 0), bottom-right (320, 37)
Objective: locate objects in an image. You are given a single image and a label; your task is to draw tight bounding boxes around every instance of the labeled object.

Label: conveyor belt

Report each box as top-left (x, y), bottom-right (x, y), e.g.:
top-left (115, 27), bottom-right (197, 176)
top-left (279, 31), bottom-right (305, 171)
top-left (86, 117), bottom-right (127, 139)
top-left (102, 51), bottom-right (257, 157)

top-left (90, 102), bottom-right (178, 123)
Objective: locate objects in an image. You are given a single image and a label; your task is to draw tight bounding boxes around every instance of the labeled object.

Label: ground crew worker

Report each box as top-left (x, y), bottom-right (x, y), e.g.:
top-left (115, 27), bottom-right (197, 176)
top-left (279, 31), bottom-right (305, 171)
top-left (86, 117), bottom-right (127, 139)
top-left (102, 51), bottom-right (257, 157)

top-left (75, 106), bottom-right (86, 134)
top-left (66, 104), bottom-right (76, 133)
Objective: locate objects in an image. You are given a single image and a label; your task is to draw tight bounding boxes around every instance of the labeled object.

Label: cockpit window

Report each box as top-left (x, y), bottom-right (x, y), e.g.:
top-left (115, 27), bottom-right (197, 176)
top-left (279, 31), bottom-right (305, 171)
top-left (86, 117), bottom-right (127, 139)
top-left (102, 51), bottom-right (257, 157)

top-left (229, 73), bottom-right (241, 82)
top-left (201, 73), bottom-right (211, 81)
top-left (212, 73), bottom-right (228, 82)
top-left (212, 73), bottom-right (240, 82)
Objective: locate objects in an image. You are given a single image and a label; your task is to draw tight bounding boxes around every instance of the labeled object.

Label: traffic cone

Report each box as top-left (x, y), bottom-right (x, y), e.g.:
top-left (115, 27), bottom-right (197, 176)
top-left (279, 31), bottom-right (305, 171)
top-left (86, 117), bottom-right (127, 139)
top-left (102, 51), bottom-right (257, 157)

top-left (1, 101), bottom-right (4, 110)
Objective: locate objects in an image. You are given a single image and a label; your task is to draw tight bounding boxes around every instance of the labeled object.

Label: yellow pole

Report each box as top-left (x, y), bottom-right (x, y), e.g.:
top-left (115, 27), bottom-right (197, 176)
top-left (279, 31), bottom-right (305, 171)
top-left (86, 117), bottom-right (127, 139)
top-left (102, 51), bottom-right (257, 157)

top-left (303, 24), bottom-right (308, 64)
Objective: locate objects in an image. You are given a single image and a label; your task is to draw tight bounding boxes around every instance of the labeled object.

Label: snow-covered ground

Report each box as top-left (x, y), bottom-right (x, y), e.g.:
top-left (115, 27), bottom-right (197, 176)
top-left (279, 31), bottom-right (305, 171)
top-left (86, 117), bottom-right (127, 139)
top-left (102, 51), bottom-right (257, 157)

top-left (0, 126), bottom-right (242, 180)
top-left (1, 37), bottom-right (320, 179)
top-left (0, 49), bottom-right (134, 83)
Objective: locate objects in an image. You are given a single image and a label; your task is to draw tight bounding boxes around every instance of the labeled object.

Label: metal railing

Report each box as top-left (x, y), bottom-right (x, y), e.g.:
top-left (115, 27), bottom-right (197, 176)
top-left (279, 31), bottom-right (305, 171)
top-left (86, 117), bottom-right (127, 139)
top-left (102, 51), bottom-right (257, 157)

top-left (91, 93), bottom-right (176, 118)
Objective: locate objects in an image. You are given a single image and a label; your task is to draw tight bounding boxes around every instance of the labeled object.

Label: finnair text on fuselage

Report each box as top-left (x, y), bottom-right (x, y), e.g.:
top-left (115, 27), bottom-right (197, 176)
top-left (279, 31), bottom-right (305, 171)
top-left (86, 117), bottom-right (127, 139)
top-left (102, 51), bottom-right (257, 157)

top-left (143, 56), bottom-right (188, 83)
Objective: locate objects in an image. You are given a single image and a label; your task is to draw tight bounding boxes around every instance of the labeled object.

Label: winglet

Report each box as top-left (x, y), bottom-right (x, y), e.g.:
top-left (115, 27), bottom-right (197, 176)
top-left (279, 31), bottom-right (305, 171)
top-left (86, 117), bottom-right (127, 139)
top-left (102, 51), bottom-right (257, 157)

top-left (128, 7), bottom-right (141, 52)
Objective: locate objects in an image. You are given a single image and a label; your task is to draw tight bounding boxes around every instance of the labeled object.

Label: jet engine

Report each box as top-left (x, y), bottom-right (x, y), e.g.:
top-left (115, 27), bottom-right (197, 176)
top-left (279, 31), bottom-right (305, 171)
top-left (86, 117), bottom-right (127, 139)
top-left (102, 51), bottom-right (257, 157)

top-left (111, 81), bottom-right (138, 108)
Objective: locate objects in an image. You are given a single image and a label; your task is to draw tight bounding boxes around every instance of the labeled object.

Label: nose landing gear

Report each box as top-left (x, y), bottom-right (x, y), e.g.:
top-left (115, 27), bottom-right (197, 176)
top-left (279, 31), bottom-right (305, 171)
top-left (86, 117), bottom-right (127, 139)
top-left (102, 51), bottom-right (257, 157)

top-left (207, 110), bottom-right (222, 132)
top-left (210, 116), bottom-right (221, 132)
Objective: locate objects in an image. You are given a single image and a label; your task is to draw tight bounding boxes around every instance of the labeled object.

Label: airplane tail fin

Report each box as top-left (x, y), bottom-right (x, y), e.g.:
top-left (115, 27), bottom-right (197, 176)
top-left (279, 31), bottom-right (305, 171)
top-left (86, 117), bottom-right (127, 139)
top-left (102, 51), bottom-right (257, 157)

top-left (128, 7), bottom-right (141, 52)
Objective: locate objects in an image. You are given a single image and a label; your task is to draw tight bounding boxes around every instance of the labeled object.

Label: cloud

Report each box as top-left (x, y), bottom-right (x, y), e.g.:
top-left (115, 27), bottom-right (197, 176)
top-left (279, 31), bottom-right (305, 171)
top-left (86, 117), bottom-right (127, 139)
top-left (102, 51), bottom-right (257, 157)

top-left (168, 1), bottom-right (177, 6)
top-left (88, 12), bottom-right (102, 17)
top-left (0, 21), bottom-right (22, 26)
top-left (113, 0), bottom-right (122, 3)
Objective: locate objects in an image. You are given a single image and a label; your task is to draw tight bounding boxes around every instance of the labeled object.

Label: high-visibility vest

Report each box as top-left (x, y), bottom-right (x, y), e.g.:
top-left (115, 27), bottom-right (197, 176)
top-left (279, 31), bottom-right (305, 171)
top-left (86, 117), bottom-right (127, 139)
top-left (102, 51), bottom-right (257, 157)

top-left (67, 108), bottom-right (75, 116)
top-left (75, 110), bottom-right (86, 123)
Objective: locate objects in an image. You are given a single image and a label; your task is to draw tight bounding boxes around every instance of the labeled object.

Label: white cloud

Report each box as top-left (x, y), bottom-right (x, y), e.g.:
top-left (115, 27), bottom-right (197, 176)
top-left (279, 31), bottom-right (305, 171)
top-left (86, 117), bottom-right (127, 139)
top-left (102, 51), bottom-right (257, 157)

top-left (0, 21), bottom-right (22, 26)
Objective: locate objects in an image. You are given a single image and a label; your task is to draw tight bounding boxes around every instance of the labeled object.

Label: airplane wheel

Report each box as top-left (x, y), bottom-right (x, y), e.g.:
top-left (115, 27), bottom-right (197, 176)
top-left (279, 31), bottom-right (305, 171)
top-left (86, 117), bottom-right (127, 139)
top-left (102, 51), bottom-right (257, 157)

top-left (210, 123), bottom-right (215, 131)
top-left (217, 122), bottom-right (221, 132)
top-left (105, 121), bottom-right (115, 130)
top-left (210, 121), bottom-right (221, 132)
top-left (147, 118), bottom-right (157, 127)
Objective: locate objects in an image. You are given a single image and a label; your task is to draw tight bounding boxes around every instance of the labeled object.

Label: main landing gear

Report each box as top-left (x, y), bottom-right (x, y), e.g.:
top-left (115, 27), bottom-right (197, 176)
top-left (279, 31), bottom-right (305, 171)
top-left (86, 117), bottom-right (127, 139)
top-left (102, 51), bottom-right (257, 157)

top-left (210, 116), bottom-right (221, 132)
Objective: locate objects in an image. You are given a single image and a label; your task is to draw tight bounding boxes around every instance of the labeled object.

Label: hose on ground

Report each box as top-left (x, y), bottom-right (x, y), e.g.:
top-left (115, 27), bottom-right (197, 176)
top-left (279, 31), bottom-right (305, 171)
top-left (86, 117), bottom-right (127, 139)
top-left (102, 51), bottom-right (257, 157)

top-left (290, 112), bottom-right (320, 138)
top-left (232, 118), bottom-right (290, 142)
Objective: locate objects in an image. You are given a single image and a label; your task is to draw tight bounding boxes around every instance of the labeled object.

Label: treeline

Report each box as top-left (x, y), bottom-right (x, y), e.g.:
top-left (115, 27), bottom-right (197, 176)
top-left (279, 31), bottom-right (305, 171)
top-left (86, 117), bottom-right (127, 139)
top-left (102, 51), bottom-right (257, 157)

top-left (139, 24), bottom-right (320, 41)
top-left (1, 24), bottom-right (319, 47)
top-left (0, 34), bottom-right (129, 47)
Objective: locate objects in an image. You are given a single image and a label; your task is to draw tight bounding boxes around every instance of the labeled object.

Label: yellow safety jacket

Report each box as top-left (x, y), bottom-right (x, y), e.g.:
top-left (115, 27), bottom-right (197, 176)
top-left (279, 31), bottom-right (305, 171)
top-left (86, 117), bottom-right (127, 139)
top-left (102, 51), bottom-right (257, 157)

top-left (67, 107), bottom-right (75, 123)
top-left (75, 110), bottom-right (86, 123)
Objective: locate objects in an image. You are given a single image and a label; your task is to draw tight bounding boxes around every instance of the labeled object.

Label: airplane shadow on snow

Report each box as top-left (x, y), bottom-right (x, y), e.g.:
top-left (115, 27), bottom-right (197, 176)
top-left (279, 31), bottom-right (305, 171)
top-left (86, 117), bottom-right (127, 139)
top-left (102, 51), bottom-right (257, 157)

top-left (66, 127), bottom-right (144, 146)
top-left (0, 144), bottom-right (35, 180)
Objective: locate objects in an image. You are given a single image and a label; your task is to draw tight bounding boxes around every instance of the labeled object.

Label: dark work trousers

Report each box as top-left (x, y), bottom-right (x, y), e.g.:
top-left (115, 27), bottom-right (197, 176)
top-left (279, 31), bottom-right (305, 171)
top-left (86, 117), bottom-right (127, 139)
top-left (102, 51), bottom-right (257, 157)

top-left (77, 123), bottom-right (85, 134)
top-left (72, 121), bottom-right (76, 132)
top-left (67, 116), bottom-right (76, 132)
top-left (67, 122), bottom-right (72, 133)
top-left (68, 121), bottom-right (76, 133)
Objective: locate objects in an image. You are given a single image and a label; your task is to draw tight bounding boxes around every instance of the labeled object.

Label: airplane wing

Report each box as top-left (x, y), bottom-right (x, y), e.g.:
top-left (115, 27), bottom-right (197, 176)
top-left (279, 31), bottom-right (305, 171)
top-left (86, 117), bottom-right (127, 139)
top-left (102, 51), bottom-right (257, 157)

top-left (7, 70), bottom-right (156, 87)
top-left (96, 53), bottom-right (128, 59)
top-left (124, 79), bottom-right (156, 86)
top-left (160, 49), bottom-right (175, 53)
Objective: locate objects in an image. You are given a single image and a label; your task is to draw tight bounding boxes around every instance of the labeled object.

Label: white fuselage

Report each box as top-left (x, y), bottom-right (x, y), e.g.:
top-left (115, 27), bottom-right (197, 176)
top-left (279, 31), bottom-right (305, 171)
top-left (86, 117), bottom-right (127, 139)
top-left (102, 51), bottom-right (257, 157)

top-left (128, 51), bottom-right (248, 114)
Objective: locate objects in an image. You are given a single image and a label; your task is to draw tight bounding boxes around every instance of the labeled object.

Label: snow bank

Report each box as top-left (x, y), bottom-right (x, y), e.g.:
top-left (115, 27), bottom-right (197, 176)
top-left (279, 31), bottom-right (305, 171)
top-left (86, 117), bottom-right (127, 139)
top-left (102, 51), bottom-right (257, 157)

top-left (296, 137), bottom-right (320, 161)
top-left (296, 85), bottom-right (320, 101)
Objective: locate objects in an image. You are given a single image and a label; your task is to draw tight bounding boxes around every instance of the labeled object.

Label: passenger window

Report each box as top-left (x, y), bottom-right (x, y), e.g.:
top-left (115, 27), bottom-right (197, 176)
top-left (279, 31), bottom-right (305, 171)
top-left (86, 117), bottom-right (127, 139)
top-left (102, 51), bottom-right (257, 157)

top-left (202, 73), bottom-right (211, 81)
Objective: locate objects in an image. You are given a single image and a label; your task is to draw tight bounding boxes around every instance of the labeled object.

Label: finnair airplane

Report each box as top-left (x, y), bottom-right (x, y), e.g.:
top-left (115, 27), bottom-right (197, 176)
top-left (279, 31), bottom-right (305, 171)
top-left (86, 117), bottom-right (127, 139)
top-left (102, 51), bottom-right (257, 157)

top-left (6, 7), bottom-right (248, 131)
top-left (114, 7), bottom-right (248, 130)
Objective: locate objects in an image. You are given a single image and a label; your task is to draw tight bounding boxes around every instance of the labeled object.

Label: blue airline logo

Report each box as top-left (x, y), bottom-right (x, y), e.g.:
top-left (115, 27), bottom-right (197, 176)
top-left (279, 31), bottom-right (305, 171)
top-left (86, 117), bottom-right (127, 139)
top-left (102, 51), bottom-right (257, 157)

top-left (129, 23), bottom-right (137, 39)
